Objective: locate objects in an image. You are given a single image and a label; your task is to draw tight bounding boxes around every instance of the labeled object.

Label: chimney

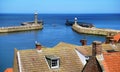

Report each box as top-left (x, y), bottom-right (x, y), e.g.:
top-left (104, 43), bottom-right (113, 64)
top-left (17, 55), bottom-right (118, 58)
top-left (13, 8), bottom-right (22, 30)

top-left (92, 41), bottom-right (102, 56)
top-left (110, 39), bottom-right (115, 45)
top-left (105, 36), bottom-right (113, 44)
top-left (35, 42), bottom-right (42, 50)
top-left (80, 39), bottom-right (87, 46)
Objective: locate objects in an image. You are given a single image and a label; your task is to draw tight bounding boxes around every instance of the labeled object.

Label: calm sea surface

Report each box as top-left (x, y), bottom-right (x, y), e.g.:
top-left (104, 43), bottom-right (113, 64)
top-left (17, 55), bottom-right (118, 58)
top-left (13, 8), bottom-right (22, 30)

top-left (0, 14), bottom-right (120, 71)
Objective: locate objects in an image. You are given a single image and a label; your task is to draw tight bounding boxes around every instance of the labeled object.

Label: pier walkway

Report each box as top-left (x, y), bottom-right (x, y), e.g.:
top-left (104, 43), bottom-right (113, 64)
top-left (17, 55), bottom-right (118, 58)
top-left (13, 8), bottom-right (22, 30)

top-left (72, 24), bottom-right (120, 36)
top-left (0, 24), bottom-right (43, 33)
top-left (0, 12), bottom-right (43, 33)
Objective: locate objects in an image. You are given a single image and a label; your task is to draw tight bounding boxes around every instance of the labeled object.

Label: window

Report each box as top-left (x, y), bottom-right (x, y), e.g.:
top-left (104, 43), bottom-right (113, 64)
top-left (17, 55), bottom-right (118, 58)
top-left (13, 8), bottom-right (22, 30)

top-left (52, 60), bottom-right (58, 67)
top-left (45, 55), bottom-right (60, 69)
top-left (51, 59), bottom-right (59, 68)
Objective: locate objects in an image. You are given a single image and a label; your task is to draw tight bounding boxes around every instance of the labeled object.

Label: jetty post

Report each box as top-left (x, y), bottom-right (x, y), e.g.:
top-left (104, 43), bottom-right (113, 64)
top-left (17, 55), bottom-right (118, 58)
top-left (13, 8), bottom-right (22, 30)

top-left (34, 12), bottom-right (38, 24)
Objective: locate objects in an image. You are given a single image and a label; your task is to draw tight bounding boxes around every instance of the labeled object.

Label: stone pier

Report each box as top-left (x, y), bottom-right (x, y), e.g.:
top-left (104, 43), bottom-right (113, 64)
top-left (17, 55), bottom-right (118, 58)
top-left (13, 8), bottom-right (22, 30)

top-left (0, 12), bottom-right (43, 33)
top-left (72, 24), bottom-right (120, 36)
top-left (0, 24), bottom-right (43, 33)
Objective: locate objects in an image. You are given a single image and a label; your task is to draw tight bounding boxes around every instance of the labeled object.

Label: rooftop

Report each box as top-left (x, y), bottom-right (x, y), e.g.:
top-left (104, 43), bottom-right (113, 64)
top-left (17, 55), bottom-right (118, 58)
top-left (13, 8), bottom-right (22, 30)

top-left (45, 55), bottom-right (60, 60)
top-left (113, 33), bottom-right (120, 42)
top-left (4, 68), bottom-right (13, 72)
top-left (102, 52), bottom-right (120, 72)
top-left (14, 42), bottom-right (84, 72)
top-left (75, 43), bottom-right (120, 57)
top-left (82, 56), bottom-right (102, 72)
top-left (75, 45), bottom-right (92, 56)
top-left (10, 42), bottom-right (120, 72)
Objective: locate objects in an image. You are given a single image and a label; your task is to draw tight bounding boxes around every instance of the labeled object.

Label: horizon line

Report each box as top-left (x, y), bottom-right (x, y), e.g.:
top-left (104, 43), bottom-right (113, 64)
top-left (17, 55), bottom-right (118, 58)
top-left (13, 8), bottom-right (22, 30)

top-left (0, 13), bottom-right (120, 14)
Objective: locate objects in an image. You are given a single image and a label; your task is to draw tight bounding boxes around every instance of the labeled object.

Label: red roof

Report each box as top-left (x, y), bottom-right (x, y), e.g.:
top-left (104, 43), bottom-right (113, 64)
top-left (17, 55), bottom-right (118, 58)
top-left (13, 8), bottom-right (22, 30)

top-left (113, 33), bottom-right (120, 42)
top-left (102, 52), bottom-right (120, 72)
top-left (4, 68), bottom-right (13, 72)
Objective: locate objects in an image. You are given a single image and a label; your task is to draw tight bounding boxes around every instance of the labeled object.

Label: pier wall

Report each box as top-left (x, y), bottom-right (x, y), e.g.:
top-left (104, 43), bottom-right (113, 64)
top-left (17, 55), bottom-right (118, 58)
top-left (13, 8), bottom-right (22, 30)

top-left (0, 24), bottom-right (43, 33)
top-left (72, 24), bottom-right (120, 36)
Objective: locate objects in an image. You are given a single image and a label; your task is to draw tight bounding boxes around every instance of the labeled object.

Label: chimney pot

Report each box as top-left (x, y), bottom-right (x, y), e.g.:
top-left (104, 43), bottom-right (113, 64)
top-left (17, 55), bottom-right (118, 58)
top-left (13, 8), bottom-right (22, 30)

top-left (80, 39), bottom-right (87, 46)
top-left (35, 43), bottom-right (42, 50)
top-left (105, 36), bottom-right (113, 44)
top-left (110, 39), bottom-right (115, 44)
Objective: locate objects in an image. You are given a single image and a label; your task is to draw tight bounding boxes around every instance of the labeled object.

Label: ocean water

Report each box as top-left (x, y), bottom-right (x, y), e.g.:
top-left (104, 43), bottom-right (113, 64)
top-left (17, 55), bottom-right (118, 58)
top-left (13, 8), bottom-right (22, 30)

top-left (0, 14), bottom-right (120, 71)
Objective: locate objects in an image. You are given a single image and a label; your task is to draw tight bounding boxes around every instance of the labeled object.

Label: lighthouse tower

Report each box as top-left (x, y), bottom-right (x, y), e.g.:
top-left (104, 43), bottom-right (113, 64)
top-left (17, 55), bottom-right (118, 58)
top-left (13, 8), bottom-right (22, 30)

top-left (74, 17), bottom-right (77, 25)
top-left (34, 12), bottom-right (38, 24)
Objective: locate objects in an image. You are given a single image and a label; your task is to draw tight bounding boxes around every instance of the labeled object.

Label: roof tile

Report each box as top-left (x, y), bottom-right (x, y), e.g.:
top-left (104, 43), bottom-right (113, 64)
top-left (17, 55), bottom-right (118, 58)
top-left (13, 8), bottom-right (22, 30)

top-left (113, 33), bottom-right (120, 42)
top-left (18, 42), bottom-right (84, 72)
top-left (102, 52), bottom-right (120, 72)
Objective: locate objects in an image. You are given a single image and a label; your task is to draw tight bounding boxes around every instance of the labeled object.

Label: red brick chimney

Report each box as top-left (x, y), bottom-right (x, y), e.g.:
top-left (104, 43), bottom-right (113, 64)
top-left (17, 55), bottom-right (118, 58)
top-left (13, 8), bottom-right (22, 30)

top-left (80, 39), bottom-right (87, 46)
top-left (35, 42), bottom-right (42, 50)
top-left (92, 41), bottom-right (102, 56)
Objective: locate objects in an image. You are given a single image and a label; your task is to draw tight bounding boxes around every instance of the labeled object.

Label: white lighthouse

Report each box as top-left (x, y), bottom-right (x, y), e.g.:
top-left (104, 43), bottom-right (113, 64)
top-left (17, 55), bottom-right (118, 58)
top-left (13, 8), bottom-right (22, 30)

top-left (34, 12), bottom-right (38, 24)
top-left (74, 17), bottom-right (77, 25)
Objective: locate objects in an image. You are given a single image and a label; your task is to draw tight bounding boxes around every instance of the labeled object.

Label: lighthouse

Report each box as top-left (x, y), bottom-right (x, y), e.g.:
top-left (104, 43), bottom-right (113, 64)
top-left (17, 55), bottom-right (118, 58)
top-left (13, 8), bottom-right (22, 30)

top-left (34, 12), bottom-right (38, 24)
top-left (74, 17), bottom-right (77, 25)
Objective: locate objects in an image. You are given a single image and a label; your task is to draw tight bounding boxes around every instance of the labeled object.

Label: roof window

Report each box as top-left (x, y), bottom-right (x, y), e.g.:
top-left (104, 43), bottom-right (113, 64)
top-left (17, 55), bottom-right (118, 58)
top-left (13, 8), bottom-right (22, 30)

top-left (45, 55), bottom-right (60, 69)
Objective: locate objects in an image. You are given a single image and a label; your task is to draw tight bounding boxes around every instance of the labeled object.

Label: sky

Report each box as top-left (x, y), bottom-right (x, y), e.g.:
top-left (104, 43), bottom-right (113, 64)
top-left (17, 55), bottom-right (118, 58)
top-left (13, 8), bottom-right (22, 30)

top-left (0, 0), bottom-right (120, 14)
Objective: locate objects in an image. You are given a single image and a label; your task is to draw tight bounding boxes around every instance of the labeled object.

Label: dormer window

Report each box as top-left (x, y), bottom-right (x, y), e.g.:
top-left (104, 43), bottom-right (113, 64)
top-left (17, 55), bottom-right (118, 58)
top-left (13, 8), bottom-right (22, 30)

top-left (45, 55), bottom-right (60, 69)
top-left (51, 59), bottom-right (59, 68)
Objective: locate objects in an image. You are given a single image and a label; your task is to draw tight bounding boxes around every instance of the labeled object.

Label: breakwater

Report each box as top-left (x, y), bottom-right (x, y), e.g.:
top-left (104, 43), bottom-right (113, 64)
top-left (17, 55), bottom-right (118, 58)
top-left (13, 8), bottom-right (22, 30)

top-left (0, 24), bottom-right (43, 33)
top-left (0, 12), bottom-right (43, 33)
top-left (72, 24), bottom-right (120, 36)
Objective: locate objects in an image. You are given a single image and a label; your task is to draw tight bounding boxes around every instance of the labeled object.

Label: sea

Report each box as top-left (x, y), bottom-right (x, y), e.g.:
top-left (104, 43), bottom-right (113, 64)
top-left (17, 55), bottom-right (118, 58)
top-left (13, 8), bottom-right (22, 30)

top-left (0, 14), bottom-right (120, 71)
